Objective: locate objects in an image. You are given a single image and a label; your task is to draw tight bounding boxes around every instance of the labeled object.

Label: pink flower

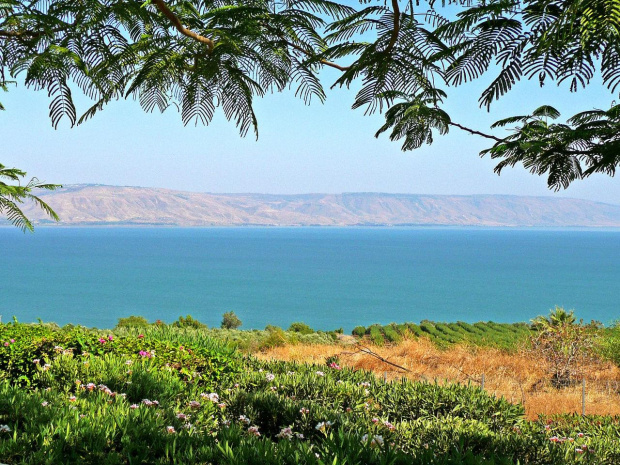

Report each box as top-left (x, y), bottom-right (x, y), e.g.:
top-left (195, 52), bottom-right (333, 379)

top-left (69, 396), bottom-right (77, 402)
top-left (108, 335), bottom-right (113, 341)
top-left (3, 342), bottom-right (8, 347)
top-left (9, 339), bottom-right (15, 343)
top-left (130, 404), bottom-right (139, 409)
top-left (33, 359), bottom-right (40, 364)
top-left (329, 362), bottom-right (341, 370)
top-left (137, 334), bottom-right (145, 339)
top-left (189, 401), bottom-right (200, 409)
top-left (166, 426), bottom-right (176, 434)
top-left (98, 338), bottom-right (106, 344)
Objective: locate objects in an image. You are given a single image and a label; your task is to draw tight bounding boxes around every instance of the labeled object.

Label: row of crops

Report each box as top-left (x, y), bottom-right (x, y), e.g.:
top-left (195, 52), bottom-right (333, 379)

top-left (352, 321), bottom-right (534, 349)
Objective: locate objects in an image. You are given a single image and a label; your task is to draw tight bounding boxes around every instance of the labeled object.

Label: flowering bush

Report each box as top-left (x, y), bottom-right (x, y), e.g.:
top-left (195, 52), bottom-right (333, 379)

top-left (0, 321), bottom-right (619, 463)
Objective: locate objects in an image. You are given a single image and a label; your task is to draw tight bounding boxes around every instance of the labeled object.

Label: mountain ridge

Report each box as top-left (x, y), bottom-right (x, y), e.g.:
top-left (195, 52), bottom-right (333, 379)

top-left (13, 184), bottom-right (620, 227)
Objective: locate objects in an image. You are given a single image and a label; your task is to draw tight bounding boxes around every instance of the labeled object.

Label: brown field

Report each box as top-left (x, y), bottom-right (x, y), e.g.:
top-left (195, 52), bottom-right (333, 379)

top-left (255, 337), bottom-right (620, 419)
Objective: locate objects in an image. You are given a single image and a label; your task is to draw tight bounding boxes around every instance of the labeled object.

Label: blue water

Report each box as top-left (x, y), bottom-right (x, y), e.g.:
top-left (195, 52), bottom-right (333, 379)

top-left (2, 227), bottom-right (619, 330)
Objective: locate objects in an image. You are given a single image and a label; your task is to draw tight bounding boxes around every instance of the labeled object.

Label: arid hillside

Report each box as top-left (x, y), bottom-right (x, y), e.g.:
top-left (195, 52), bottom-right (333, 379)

top-left (15, 184), bottom-right (620, 227)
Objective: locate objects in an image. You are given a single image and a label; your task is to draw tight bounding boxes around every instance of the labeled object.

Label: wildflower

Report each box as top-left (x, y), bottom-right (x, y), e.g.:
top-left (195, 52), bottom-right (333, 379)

top-left (137, 334), bottom-right (145, 339)
top-left (383, 421), bottom-right (395, 431)
top-left (346, 407), bottom-right (352, 413)
top-left (79, 414), bottom-right (86, 419)
top-left (217, 403), bottom-right (226, 409)
top-left (359, 382), bottom-right (371, 387)
top-left (576, 448), bottom-right (583, 454)
top-left (42, 364), bottom-right (51, 371)
top-left (336, 380), bottom-right (344, 384)
top-left (125, 360), bottom-right (133, 365)
top-left (329, 362), bottom-right (341, 370)
top-left (239, 415), bottom-right (251, 425)
top-left (9, 339), bottom-right (15, 343)
top-left (108, 335), bottom-right (113, 341)
top-left (130, 404), bottom-right (139, 409)
top-left (200, 392), bottom-right (219, 402)
top-left (315, 421), bottom-right (332, 432)
top-left (189, 401), bottom-right (200, 409)
top-left (270, 386), bottom-right (277, 391)
top-left (549, 436), bottom-right (560, 443)
top-left (222, 420), bottom-right (231, 427)
top-left (296, 433), bottom-right (304, 439)
top-left (247, 426), bottom-right (261, 437)
top-left (166, 426), bottom-right (176, 434)
top-left (286, 371), bottom-right (296, 376)
top-left (315, 371), bottom-right (325, 377)
top-left (85, 383), bottom-right (96, 391)
top-left (33, 359), bottom-right (40, 364)
top-left (176, 413), bottom-right (188, 420)
top-left (54, 345), bottom-right (63, 352)
top-left (98, 338), bottom-right (106, 344)
top-left (371, 417), bottom-right (379, 424)
top-left (362, 434), bottom-right (384, 448)
top-left (299, 407), bottom-right (310, 415)
top-left (265, 373), bottom-right (275, 382)
top-left (183, 423), bottom-right (192, 430)
top-left (3, 342), bottom-right (9, 347)
top-left (69, 396), bottom-right (77, 402)
top-left (233, 383), bottom-right (240, 388)
top-left (577, 432), bottom-right (585, 438)
top-left (0, 425), bottom-right (10, 433)
top-left (41, 401), bottom-right (49, 407)
top-left (276, 427), bottom-right (293, 440)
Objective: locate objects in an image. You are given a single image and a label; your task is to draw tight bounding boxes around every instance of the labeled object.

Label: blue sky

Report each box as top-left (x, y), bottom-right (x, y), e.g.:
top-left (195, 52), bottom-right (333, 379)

top-left (2, 62), bottom-right (619, 204)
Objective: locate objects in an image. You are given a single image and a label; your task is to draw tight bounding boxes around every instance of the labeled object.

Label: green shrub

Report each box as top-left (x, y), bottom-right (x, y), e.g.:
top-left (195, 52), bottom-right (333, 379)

top-left (115, 315), bottom-right (150, 329)
top-left (221, 311), bottom-right (242, 330)
top-left (352, 326), bottom-right (366, 338)
top-left (288, 322), bottom-right (314, 334)
top-left (171, 315), bottom-right (207, 329)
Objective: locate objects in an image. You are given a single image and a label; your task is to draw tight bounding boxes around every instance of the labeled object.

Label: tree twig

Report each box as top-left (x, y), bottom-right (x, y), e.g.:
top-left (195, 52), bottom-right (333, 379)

top-left (339, 343), bottom-right (411, 372)
top-left (449, 121), bottom-right (503, 142)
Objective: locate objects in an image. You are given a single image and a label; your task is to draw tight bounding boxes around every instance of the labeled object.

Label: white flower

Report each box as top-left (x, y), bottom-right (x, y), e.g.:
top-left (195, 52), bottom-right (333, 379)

top-left (315, 371), bottom-right (325, 377)
top-left (265, 373), bottom-right (275, 382)
top-left (200, 392), bottom-right (219, 402)
top-left (276, 427), bottom-right (293, 440)
top-left (362, 434), bottom-right (384, 448)
top-left (166, 426), bottom-right (176, 434)
top-left (0, 425), bottom-right (11, 433)
top-left (315, 420), bottom-right (333, 431)
top-left (248, 425), bottom-right (261, 437)
top-left (239, 415), bottom-right (251, 425)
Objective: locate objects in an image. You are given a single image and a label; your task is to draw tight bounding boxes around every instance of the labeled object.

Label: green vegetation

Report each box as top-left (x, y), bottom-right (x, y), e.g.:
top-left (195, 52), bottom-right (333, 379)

top-left (112, 317), bottom-right (338, 352)
top-left (1, 320), bottom-right (620, 463)
top-left (354, 321), bottom-right (534, 350)
top-left (221, 312), bottom-right (243, 330)
top-left (0, 164), bottom-right (60, 231)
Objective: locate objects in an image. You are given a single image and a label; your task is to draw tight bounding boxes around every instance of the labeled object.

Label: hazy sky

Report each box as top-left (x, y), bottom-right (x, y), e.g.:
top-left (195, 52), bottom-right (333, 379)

top-left (2, 63), bottom-right (619, 204)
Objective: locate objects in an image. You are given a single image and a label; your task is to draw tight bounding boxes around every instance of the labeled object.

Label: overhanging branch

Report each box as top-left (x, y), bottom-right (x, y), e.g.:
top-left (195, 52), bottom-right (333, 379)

top-left (152, 0), bottom-right (215, 52)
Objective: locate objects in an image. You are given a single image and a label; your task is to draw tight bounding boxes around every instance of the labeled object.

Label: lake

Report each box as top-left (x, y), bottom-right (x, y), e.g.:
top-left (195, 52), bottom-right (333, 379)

top-left (2, 227), bottom-right (619, 330)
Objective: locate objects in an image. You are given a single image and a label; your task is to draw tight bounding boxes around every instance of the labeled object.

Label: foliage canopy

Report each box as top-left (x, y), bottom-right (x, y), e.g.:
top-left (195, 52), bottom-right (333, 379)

top-left (2, 0), bottom-right (619, 227)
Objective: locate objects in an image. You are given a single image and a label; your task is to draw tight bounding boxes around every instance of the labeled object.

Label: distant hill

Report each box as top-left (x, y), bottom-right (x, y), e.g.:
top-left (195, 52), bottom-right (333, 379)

top-left (11, 184), bottom-right (620, 227)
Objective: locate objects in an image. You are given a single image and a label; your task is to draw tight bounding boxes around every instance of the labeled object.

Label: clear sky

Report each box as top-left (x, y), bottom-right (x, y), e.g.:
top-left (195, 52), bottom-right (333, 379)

top-left (2, 62), bottom-right (619, 204)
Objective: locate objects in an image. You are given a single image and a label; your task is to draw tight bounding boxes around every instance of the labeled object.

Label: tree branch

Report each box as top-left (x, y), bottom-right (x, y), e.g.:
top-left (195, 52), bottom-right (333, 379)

top-left (152, 0), bottom-right (215, 52)
top-left (287, 41), bottom-right (349, 72)
top-left (449, 121), bottom-right (503, 142)
top-left (385, 0), bottom-right (400, 53)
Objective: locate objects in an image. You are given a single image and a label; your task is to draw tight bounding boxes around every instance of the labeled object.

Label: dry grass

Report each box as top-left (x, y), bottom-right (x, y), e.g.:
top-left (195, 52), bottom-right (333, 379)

top-left (255, 337), bottom-right (620, 419)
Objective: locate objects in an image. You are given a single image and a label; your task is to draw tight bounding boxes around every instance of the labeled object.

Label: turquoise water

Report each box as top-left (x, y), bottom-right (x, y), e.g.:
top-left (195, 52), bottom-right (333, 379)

top-left (2, 227), bottom-right (619, 330)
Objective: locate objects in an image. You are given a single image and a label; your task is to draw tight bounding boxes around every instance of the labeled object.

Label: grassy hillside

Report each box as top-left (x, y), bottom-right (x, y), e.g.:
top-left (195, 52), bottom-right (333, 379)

top-left (1, 322), bottom-right (620, 464)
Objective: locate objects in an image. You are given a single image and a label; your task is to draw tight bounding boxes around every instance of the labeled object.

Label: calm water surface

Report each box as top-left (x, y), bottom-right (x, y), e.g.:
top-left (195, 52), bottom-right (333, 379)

top-left (2, 227), bottom-right (619, 330)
